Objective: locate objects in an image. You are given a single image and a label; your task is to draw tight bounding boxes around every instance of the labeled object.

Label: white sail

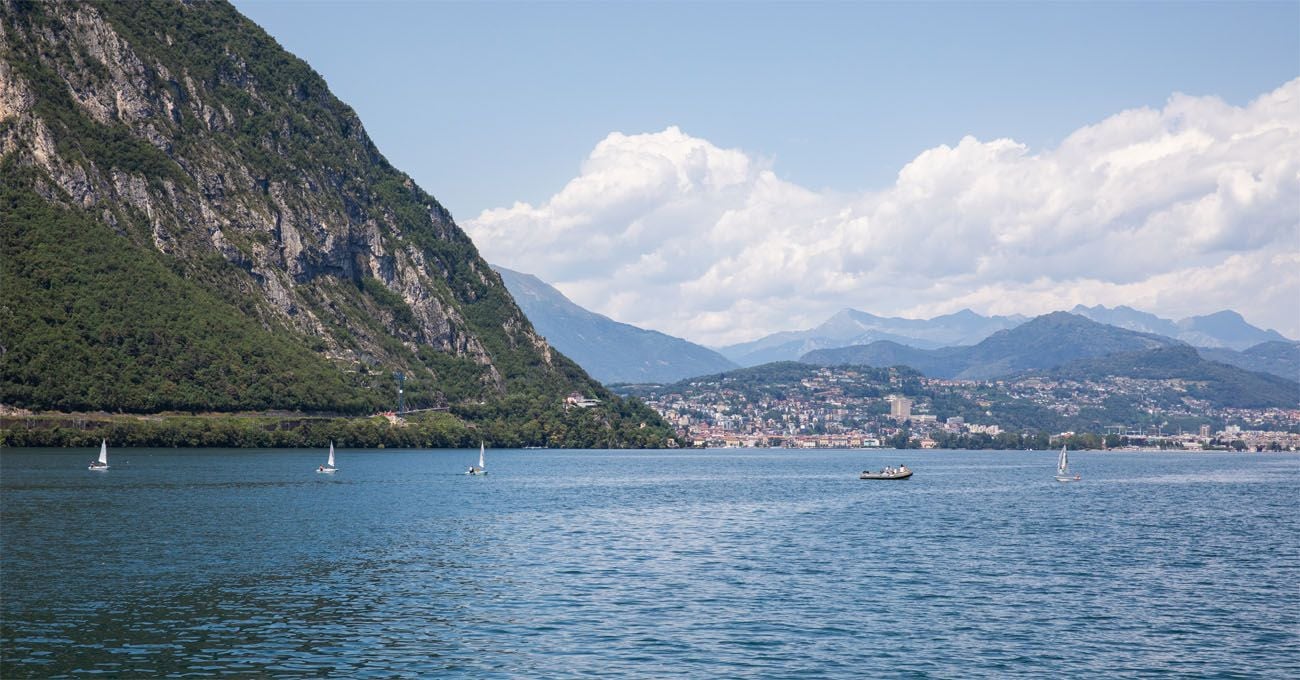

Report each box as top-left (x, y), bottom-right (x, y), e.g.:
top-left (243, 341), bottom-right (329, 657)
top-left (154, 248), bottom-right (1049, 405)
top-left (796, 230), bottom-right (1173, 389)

top-left (1054, 445), bottom-right (1080, 482)
top-left (479, 442), bottom-right (486, 469)
top-left (327, 442), bottom-right (335, 468)
top-left (89, 439), bottom-right (109, 469)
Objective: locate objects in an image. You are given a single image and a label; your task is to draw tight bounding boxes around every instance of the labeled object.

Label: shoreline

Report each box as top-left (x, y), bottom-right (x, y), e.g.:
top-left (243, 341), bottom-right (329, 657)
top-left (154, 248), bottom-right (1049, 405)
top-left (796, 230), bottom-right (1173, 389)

top-left (0, 411), bottom-right (676, 449)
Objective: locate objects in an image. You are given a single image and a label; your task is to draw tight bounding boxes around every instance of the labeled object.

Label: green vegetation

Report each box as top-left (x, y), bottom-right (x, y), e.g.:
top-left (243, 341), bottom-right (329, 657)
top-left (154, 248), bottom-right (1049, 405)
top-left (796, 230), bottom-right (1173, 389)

top-left (0, 181), bottom-right (674, 445)
top-left (360, 277), bottom-right (415, 327)
top-left (637, 361), bottom-right (921, 394)
top-left (0, 405), bottom-right (674, 449)
top-left (2, 412), bottom-right (468, 449)
top-left (0, 175), bottom-right (383, 414)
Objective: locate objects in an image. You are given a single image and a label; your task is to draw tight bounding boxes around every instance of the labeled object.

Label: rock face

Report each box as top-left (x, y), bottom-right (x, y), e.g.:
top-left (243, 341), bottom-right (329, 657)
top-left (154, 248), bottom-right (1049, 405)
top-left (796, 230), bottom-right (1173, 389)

top-left (0, 0), bottom-right (611, 417)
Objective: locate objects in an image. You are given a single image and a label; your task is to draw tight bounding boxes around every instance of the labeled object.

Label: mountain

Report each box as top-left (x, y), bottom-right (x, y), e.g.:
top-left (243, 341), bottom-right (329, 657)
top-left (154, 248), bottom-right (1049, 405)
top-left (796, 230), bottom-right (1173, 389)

top-left (1069, 305), bottom-right (1179, 336)
top-left (1046, 345), bottom-right (1299, 409)
top-left (0, 1), bottom-right (670, 446)
top-left (494, 267), bottom-right (737, 384)
top-left (1071, 305), bottom-right (1290, 350)
top-left (801, 312), bottom-right (1179, 379)
top-left (1175, 311), bottom-right (1291, 350)
top-left (798, 340), bottom-right (967, 377)
top-left (1197, 342), bottom-right (1300, 382)
top-left (719, 304), bottom-right (1288, 369)
top-left (718, 308), bottom-right (1026, 366)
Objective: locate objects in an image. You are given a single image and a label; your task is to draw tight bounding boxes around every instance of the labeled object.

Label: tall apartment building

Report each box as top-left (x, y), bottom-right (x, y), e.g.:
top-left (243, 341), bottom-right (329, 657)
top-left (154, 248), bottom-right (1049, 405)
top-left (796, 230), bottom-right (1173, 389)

top-left (889, 395), bottom-right (913, 420)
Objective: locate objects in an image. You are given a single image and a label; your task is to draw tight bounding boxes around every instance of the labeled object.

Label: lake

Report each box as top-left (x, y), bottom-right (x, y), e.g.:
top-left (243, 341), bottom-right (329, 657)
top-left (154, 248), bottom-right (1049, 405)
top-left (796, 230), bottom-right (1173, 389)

top-left (2, 447), bottom-right (1298, 677)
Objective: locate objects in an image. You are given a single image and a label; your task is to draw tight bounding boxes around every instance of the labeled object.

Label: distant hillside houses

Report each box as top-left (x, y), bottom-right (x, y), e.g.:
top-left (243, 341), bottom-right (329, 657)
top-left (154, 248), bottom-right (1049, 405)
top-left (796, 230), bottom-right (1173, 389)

top-left (617, 361), bottom-right (1299, 451)
top-left (690, 431), bottom-right (884, 449)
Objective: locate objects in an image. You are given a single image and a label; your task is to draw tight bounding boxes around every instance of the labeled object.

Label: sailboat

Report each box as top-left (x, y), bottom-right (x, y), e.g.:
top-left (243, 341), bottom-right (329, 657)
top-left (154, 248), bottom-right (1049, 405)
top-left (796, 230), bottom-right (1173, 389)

top-left (1055, 445), bottom-right (1080, 482)
top-left (466, 442), bottom-right (487, 475)
top-left (88, 439), bottom-right (109, 470)
top-left (317, 441), bottom-right (338, 474)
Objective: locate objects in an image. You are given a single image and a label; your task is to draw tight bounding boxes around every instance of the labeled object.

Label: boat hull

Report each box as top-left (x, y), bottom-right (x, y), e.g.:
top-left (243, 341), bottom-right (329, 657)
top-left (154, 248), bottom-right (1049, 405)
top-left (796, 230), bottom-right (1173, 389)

top-left (859, 471), bottom-right (912, 480)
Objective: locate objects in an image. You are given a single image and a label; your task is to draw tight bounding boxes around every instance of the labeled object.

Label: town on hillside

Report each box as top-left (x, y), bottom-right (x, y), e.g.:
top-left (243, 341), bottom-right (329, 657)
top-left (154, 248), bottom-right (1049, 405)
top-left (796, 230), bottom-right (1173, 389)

top-left (617, 364), bottom-right (1300, 451)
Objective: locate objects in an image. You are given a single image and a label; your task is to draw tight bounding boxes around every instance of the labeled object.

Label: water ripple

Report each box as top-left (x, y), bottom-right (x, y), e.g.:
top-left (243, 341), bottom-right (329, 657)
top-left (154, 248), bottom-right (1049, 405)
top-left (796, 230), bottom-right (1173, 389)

top-left (2, 448), bottom-right (1298, 677)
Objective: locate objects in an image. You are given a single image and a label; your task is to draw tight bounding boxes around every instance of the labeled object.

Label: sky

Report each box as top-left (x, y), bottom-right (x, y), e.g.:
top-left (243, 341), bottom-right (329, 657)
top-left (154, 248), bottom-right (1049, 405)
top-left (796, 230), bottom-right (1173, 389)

top-left (234, 1), bottom-right (1300, 346)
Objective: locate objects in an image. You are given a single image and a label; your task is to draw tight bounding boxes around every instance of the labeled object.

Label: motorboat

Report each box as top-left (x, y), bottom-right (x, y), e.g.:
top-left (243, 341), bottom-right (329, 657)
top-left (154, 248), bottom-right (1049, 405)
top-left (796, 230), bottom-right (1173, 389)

top-left (860, 466), bottom-right (912, 480)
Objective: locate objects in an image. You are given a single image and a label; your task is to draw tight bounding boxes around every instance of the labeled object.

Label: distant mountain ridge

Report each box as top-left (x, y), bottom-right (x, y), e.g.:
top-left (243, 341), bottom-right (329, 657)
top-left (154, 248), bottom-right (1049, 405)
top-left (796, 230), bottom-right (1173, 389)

top-left (1044, 345), bottom-right (1298, 409)
top-left (1070, 305), bottom-right (1291, 350)
top-left (717, 304), bottom-right (1290, 369)
top-left (494, 267), bottom-right (738, 384)
top-left (1197, 341), bottom-right (1300, 382)
top-left (801, 312), bottom-right (1180, 379)
top-left (717, 308), bottom-right (1027, 367)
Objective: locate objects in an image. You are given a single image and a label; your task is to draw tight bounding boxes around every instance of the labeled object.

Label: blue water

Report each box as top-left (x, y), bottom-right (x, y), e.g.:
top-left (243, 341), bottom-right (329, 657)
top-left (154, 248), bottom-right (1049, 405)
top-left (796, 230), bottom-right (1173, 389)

top-left (2, 448), bottom-right (1298, 677)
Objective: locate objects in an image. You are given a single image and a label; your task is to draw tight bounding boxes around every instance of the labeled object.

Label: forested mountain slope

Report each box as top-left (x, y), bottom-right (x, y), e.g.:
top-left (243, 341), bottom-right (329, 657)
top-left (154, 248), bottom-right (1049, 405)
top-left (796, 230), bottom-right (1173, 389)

top-left (0, 0), bottom-right (670, 446)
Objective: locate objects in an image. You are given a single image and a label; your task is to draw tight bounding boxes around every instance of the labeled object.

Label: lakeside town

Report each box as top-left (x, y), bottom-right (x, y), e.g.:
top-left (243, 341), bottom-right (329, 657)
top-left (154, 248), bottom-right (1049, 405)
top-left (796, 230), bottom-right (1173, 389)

top-left (621, 365), bottom-right (1300, 451)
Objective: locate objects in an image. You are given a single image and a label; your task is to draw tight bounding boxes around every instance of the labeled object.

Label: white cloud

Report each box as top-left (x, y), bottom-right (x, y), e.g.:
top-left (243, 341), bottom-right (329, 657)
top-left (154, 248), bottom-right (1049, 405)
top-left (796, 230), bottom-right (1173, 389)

top-left (466, 82), bottom-right (1300, 346)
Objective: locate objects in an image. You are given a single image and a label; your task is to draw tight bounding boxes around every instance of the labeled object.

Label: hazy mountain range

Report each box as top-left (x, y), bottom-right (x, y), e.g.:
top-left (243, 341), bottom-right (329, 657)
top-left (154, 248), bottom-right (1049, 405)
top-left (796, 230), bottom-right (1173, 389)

top-left (721, 304), bottom-right (1292, 366)
top-left (1069, 305), bottom-right (1290, 350)
top-left (801, 313), bottom-right (1297, 406)
top-left (715, 308), bottom-right (1027, 367)
top-left (801, 312), bottom-right (1179, 380)
top-left (1197, 342), bottom-right (1300, 383)
top-left (502, 268), bottom-right (1297, 385)
top-left (494, 267), bottom-right (737, 384)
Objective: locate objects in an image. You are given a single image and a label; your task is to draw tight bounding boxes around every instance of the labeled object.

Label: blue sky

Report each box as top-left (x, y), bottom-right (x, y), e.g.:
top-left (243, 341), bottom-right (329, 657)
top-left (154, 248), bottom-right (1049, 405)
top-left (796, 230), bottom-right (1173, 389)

top-left (235, 0), bottom-right (1297, 217)
top-left (234, 1), bottom-right (1300, 343)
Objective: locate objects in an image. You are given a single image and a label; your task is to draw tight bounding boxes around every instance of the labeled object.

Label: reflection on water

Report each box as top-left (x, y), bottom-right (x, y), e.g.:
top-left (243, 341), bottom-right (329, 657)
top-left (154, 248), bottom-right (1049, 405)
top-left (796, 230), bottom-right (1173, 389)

top-left (3, 448), bottom-right (1299, 677)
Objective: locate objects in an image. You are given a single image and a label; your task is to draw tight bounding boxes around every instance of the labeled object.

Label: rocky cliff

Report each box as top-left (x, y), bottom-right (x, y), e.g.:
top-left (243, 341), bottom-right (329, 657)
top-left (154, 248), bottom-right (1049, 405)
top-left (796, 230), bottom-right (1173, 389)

top-left (0, 0), bottom-right (668, 444)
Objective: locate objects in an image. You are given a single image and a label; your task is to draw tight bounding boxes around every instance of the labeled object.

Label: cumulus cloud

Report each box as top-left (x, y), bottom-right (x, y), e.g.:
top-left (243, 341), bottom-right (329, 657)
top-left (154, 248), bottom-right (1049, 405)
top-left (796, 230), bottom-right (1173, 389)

top-left (465, 81), bottom-right (1300, 346)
